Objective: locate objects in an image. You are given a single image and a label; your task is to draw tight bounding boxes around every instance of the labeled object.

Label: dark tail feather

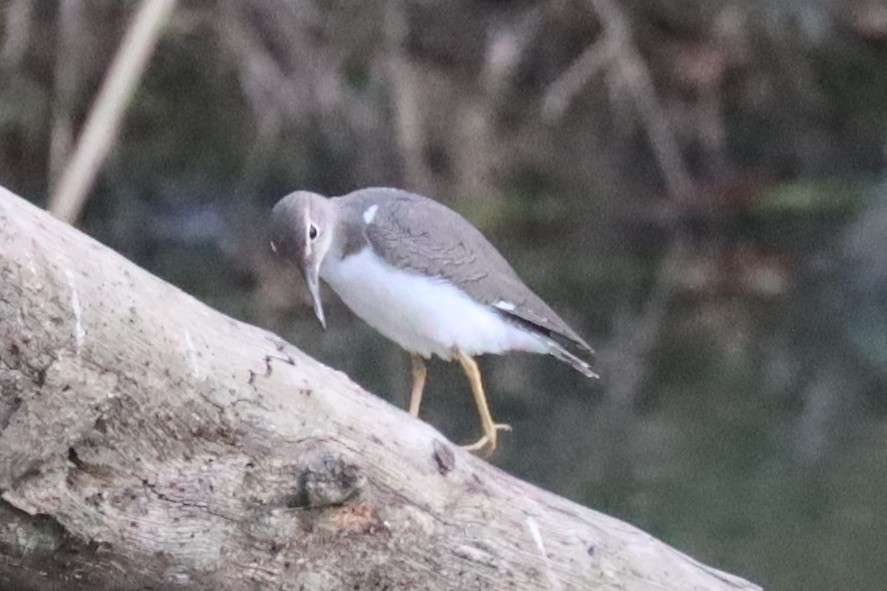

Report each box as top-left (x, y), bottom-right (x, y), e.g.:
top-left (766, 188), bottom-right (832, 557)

top-left (497, 310), bottom-right (598, 378)
top-left (542, 338), bottom-right (599, 379)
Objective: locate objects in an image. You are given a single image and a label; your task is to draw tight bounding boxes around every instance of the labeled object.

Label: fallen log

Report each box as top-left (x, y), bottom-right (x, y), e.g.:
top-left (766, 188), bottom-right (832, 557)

top-left (0, 185), bottom-right (762, 590)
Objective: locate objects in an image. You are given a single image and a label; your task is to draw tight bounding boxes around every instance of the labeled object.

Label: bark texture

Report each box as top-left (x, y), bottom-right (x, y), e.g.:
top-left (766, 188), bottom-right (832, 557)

top-left (0, 185), bottom-right (762, 590)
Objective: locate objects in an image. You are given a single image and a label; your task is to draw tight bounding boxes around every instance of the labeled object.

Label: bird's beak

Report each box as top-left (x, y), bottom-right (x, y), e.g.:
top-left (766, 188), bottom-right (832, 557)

top-left (303, 263), bottom-right (326, 330)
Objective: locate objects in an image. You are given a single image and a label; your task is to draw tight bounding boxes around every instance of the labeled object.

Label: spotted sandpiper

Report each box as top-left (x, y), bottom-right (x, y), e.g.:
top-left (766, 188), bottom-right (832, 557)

top-left (271, 187), bottom-right (596, 456)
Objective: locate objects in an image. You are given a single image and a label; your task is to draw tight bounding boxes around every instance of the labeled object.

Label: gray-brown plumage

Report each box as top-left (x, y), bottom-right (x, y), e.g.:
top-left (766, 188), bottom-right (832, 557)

top-left (344, 189), bottom-right (593, 372)
top-left (271, 187), bottom-right (596, 456)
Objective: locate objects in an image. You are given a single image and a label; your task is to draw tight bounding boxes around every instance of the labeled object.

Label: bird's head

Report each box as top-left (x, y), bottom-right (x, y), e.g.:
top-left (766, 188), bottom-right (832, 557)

top-left (270, 191), bottom-right (336, 329)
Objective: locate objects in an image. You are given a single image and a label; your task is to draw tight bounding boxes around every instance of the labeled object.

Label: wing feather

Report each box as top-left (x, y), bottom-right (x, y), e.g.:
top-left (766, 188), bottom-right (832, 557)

top-left (342, 188), bottom-right (593, 355)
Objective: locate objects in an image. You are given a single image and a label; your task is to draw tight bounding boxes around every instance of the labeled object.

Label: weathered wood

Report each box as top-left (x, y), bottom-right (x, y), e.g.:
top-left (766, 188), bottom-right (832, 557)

top-left (0, 185), bottom-right (762, 590)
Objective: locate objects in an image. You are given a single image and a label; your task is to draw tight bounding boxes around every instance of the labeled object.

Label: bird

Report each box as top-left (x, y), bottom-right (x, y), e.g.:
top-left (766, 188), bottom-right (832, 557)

top-left (270, 187), bottom-right (596, 456)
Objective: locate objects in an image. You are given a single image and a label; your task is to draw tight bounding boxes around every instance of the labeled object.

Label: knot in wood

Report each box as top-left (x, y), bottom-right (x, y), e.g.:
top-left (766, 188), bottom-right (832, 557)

top-left (295, 454), bottom-right (364, 509)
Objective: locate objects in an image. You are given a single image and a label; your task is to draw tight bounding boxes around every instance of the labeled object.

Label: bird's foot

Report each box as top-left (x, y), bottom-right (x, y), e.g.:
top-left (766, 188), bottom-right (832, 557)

top-left (461, 423), bottom-right (512, 458)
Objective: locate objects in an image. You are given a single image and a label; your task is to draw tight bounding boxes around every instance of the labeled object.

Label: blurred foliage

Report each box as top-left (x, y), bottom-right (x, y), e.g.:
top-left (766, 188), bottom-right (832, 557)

top-left (2, 0), bottom-right (887, 589)
top-left (755, 178), bottom-right (871, 215)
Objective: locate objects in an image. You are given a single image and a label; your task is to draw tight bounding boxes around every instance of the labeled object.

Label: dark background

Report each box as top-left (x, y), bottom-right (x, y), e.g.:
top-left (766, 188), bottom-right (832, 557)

top-left (2, 1), bottom-right (886, 589)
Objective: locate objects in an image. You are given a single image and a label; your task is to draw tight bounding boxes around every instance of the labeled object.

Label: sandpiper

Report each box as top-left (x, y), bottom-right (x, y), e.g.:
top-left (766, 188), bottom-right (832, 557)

top-left (271, 187), bottom-right (596, 456)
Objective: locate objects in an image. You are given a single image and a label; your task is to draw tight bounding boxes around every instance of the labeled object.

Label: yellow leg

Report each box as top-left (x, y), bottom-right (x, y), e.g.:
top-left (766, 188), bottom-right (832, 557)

top-left (408, 353), bottom-right (427, 417)
top-left (455, 351), bottom-right (511, 457)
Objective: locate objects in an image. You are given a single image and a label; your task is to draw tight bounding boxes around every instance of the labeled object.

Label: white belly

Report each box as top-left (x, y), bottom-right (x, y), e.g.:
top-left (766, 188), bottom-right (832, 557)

top-left (320, 248), bottom-right (546, 359)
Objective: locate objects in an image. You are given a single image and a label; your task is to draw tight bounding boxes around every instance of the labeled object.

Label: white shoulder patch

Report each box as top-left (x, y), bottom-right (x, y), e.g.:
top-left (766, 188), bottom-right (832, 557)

top-left (494, 300), bottom-right (516, 312)
top-left (363, 204), bottom-right (379, 224)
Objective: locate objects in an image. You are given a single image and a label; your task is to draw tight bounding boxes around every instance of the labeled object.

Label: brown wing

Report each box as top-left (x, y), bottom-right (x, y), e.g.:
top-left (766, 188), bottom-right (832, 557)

top-left (342, 188), bottom-right (592, 352)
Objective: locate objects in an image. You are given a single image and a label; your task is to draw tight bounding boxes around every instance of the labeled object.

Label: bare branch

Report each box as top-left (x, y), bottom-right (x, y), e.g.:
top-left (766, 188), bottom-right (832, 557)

top-left (543, 0), bottom-right (694, 200)
top-left (47, 0), bottom-right (179, 225)
top-left (384, 0), bottom-right (436, 195)
top-left (541, 30), bottom-right (621, 122)
top-left (48, 0), bottom-right (87, 187)
top-left (0, 0), bottom-right (33, 71)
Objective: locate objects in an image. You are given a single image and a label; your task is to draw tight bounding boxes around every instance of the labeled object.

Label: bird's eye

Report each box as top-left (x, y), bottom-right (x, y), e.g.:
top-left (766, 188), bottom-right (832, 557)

top-left (308, 224), bottom-right (319, 241)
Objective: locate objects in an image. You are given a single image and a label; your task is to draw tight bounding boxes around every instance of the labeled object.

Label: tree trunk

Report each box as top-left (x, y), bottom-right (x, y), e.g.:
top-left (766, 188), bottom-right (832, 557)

top-left (0, 185), bottom-right (762, 590)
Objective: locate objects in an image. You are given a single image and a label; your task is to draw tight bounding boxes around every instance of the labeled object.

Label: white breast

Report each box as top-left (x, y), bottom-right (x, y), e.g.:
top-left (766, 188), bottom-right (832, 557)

top-left (320, 248), bottom-right (547, 359)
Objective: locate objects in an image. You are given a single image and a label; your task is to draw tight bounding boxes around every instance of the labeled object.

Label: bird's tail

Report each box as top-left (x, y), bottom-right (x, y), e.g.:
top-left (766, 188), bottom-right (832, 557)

top-left (542, 338), bottom-right (599, 379)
